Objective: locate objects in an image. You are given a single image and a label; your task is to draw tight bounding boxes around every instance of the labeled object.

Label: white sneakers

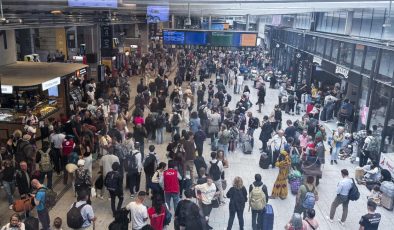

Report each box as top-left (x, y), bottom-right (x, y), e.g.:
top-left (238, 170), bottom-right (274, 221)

top-left (338, 218), bottom-right (345, 226)
top-left (325, 216), bottom-right (345, 226)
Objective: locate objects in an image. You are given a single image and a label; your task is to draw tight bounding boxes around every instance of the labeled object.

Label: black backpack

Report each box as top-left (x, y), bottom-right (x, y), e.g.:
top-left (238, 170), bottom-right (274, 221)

top-left (67, 203), bottom-right (87, 229)
top-left (143, 154), bottom-right (156, 175)
top-left (209, 161), bottom-right (221, 181)
top-left (198, 106), bottom-right (208, 120)
top-left (171, 114), bottom-right (180, 126)
top-left (274, 110), bottom-right (282, 121)
top-left (348, 178), bottom-right (360, 201)
top-left (251, 117), bottom-right (260, 129)
top-left (104, 171), bottom-right (119, 192)
top-left (109, 208), bottom-right (130, 230)
top-left (156, 114), bottom-right (166, 128)
top-left (126, 151), bottom-right (139, 174)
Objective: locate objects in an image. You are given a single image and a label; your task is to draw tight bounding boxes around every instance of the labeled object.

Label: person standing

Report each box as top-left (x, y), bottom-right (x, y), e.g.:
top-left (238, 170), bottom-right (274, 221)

top-left (194, 176), bottom-right (218, 230)
top-left (126, 191), bottom-right (148, 230)
top-left (207, 151), bottom-right (224, 205)
top-left (217, 125), bottom-right (231, 159)
top-left (1, 213), bottom-right (26, 230)
top-left (143, 145), bottom-right (158, 195)
top-left (50, 128), bottom-right (65, 175)
top-left (269, 130), bottom-right (287, 168)
top-left (194, 126), bottom-right (206, 157)
top-left (134, 124), bottom-right (147, 156)
top-left (15, 161), bottom-right (31, 199)
top-left (68, 190), bottom-right (96, 230)
top-left (99, 148), bottom-right (119, 199)
top-left (257, 86), bottom-right (266, 113)
top-left (105, 162), bottom-right (124, 217)
top-left (175, 189), bottom-right (204, 230)
top-left (1, 160), bottom-right (16, 210)
top-left (147, 195), bottom-right (167, 230)
top-left (127, 148), bottom-right (143, 198)
top-left (226, 177), bottom-right (248, 230)
top-left (36, 141), bottom-right (54, 189)
top-left (331, 127), bottom-right (345, 165)
top-left (259, 116), bottom-right (273, 152)
top-left (160, 161), bottom-right (181, 211)
top-left (32, 179), bottom-right (50, 230)
top-left (270, 105), bottom-right (282, 131)
top-left (304, 209), bottom-right (319, 230)
top-left (326, 169), bottom-right (353, 226)
top-left (294, 176), bottom-right (318, 218)
top-left (180, 132), bottom-right (196, 182)
top-left (359, 200), bottom-right (381, 230)
top-left (249, 174), bottom-right (269, 230)
top-left (271, 151), bottom-right (291, 199)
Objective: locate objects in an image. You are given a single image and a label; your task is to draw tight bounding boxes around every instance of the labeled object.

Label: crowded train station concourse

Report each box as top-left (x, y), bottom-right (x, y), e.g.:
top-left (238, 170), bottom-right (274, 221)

top-left (0, 0), bottom-right (394, 229)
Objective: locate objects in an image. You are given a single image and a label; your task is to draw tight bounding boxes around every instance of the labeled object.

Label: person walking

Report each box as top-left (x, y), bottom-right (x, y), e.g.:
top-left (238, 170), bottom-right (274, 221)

top-left (294, 176), bottom-right (318, 218)
top-left (175, 189), bottom-right (204, 230)
top-left (271, 151), bottom-right (291, 199)
top-left (32, 179), bottom-right (50, 230)
top-left (330, 127), bottom-right (344, 165)
top-left (99, 148), bottom-right (119, 199)
top-left (147, 195), bottom-right (167, 230)
top-left (304, 209), bottom-right (319, 230)
top-left (194, 126), bottom-right (206, 157)
top-left (259, 116), bottom-right (273, 152)
top-left (160, 161), bottom-right (181, 211)
top-left (1, 159), bottom-right (16, 210)
top-left (68, 189), bottom-right (96, 230)
top-left (226, 177), bottom-right (248, 230)
top-left (143, 145), bottom-right (158, 195)
top-left (105, 162), bottom-right (124, 217)
top-left (249, 174), bottom-right (269, 230)
top-left (359, 200), bottom-right (381, 230)
top-left (74, 160), bottom-right (92, 203)
top-left (194, 176), bottom-right (218, 230)
top-left (207, 151), bottom-right (224, 205)
top-left (326, 169), bottom-right (353, 226)
top-left (126, 191), bottom-right (148, 230)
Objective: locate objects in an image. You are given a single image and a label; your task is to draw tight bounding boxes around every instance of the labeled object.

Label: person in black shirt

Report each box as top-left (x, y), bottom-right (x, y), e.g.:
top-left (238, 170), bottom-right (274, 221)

top-left (175, 189), bottom-right (204, 230)
top-left (359, 200), bottom-right (381, 230)
top-left (284, 120), bottom-right (297, 141)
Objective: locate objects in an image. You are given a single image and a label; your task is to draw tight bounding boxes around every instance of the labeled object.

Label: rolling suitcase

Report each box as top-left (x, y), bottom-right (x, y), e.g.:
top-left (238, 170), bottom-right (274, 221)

top-left (259, 153), bottom-right (270, 169)
top-left (381, 193), bottom-right (394, 210)
top-left (243, 140), bottom-right (253, 154)
top-left (262, 204), bottom-right (274, 230)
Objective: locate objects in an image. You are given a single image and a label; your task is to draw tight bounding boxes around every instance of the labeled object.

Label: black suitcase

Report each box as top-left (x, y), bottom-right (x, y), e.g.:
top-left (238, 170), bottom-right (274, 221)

top-left (262, 204), bottom-right (274, 230)
top-left (24, 216), bottom-right (39, 230)
top-left (259, 153), bottom-right (270, 169)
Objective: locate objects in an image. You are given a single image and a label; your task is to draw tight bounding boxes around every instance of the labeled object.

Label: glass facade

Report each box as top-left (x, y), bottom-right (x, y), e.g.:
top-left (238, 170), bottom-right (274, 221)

top-left (324, 39), bottom-right (332, 59)
top-left (353, 44), bottom-right (365, 72)
top-left (378, 50), bottom-right (394, 83)
top-left (331, 40), bottom-right (339, 62)
top-left (339, 42), bottom-right (354, 67)
top-left (315, 37), bottom-right (325, 56)
top-left (364, 47), bottom-right (378, 75)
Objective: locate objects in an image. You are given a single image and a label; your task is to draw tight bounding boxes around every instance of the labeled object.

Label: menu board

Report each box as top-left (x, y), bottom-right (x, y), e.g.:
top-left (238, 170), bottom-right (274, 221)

top-left (241, 33), bottom-right (257, 46)
top-left (163, 31), bottom-right (185, 45)
top-left (185, 32), bottom-right (207, 45)
top-left (210, 32), bottom-right (233, 46)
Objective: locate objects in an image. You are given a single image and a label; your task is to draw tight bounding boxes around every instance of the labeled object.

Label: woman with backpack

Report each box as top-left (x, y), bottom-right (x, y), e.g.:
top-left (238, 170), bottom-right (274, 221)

top-left (36, 141), bottom-right (53, 189)
top-left (226, 176), bottom-right (247, 230)
top-left (271, 150), bottom-right (291, 199)
top-left (74, 160), bottom-right (92, 204)
top-left (294, 176), bottom-right (318, 218)
top-left (147, 195), bottom-right (169, 230)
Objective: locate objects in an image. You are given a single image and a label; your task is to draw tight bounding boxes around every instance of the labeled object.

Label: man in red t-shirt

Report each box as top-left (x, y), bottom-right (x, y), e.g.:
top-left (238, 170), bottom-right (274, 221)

top-left (160, 161), bottom-right (181, 211)
top-left (62, 136), bottom-right (75, 184)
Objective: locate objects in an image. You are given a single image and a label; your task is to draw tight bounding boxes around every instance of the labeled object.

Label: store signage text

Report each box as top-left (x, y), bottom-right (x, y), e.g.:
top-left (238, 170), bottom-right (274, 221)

top-left (42, 77), bottom-right (61, 90)
top-left (1, 85), bottom-right (13, 94)
top-left (79, 68), bottom-right (87, 75)
top-left (380, 154), bottom-right (394, 178)
top-left (335, 66), bottom-right (349, 79)
top-left (313, 56), bottom-right (322, 66)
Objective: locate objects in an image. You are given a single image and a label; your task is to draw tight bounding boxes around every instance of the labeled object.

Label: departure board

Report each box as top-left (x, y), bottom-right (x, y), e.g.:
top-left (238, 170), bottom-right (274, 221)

top-left (163, 31), bottom-right (185, 45)
top-left (185, 32), bottom-right (207, 45)
top-left (240, 33), bottom-right (257, 46)
top-left (210, 32), bottom-right (233, 46)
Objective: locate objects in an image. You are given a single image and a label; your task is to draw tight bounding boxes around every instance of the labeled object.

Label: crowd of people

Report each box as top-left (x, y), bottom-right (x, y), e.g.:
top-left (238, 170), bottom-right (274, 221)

top-left (0, 44), bottom-right (386, 230)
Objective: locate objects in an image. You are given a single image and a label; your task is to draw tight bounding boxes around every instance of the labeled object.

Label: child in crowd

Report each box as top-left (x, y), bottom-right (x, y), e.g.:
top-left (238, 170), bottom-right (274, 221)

top-left (368, 185), bottom-right (382, 206)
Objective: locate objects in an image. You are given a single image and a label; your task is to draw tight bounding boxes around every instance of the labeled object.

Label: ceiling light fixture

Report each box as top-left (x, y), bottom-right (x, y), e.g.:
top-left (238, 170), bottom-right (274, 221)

top-left (51, 10), bottom-right (63, 15)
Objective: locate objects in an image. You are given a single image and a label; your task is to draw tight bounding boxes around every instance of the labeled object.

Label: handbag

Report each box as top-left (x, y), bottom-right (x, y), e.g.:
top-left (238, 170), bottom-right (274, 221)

top-left (13, 197), bottom-right (33, 212)
top-left (211, 198), bottom-right (220, 208)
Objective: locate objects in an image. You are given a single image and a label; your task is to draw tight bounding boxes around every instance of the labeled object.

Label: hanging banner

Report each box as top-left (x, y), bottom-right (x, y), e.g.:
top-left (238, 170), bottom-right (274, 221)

top-left (101, 25), bottom-right (113, 57)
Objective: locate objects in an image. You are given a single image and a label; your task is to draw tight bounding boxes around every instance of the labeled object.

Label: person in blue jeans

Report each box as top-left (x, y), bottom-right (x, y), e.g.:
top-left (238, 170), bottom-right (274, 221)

top-left (32, 179), bottom-right (50, 230)
top-left (249, 174), bottom-right (269, 230)
top-left (1, 159), bottom-right (16, 209)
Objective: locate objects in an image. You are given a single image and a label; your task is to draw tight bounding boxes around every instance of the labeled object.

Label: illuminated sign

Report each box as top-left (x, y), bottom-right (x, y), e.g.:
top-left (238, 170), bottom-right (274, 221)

top-left (313, 56), bottom-right (322, 66)
top-left (1, 85), bottom-right (13, 94)
top-left (42, 77), bottom-right (61, 91)
top-left (335, 66), bottom-right (349, 79)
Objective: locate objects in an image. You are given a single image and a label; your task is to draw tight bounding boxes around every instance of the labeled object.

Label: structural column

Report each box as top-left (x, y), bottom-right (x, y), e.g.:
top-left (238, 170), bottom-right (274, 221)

top-left (209, 16), bottom-right (212, 30)
top-left (246, 14), bottom-right (250, 31)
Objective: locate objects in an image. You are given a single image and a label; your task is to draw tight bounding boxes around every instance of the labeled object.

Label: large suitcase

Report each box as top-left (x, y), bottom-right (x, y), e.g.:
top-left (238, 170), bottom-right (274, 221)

top-left (243, 140), bottom-right (253, 154)
top-left (381, 193), bottom-right (394, 211)
top-left (381, 181), bottom-right (394, 198)
top-left (259, 153), bottom-right (270, 169)
top-left (262, 204), bottom-right (274, 230)
top-left (24, 216), bottom-right (39, 230)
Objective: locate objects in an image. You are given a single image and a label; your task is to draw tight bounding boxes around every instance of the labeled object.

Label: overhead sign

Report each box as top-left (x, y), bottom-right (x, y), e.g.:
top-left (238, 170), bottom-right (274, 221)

top-left (101, 25), bottom-right (113, 57)
top-left (380, 153), bottom-right (394, 178)
top-left (313, 56), bottom-right (322, 66)
top-left (42, 77), bottom-right (61, 91)
top-left (1, 85), bottom-right (13, 94)
top-left (335, 65), bottom-right (349, 79)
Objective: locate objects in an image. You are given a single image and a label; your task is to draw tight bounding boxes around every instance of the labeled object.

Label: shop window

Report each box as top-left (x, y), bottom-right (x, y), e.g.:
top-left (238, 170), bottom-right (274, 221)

top-left (364, 47), bottom-right (378, 75)
top-left (332, 12), bottom-right (340, 33)
top-left (305, 35), bottom-right (316, 53)
top-left (370, 84), bottom-right (391, 152)
top-left (324, 39), bottom-right (332, 59)
top-left (316, 37), bottom-right (325, 56)
top-left (326, 12), bottom-right (334, 32)
top-left (353, 44), bottom-right (365, 72)
top-left (378, 50), bottom-right (394, 83)
top-left (382, 13), bottom-right (394, 40)
top-left (331, 40), bottom-right (339, 62)
top-left (321, 12), bottom-right (328, 32)
top-left (370, 9), bottom-right (385, 39)
top-left (360, 9), bottom-right (373, 38)
top-left (339, 42), bottom-right (354, 67)
top-left (351, 9), bottom-right (363, 36)
top-left (382, 98), bottom-right (394, 153)
top-left (338, 11), bottom-right (347, 34)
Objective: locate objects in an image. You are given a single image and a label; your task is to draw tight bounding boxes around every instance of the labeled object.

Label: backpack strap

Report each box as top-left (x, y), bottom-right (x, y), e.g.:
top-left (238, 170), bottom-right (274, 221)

top-left (305, 219), bottom-right (316, 230)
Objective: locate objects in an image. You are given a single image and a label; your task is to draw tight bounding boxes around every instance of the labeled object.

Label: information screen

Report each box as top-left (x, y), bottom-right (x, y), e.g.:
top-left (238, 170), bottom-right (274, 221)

top-left (210, 32), bottom-right (233, 46)
top-left (185, 32), bottom-right (207, 45)
top-left (240, 33), bottom-right (257, 46)
top-left (68, 0), bottom-right (118, 8)
top-left (147, 5), bottom-right (169, 23)
top-left (48, 86), bottom-right (59, 97)
top-left (163, 31), bottom-right (185, 45)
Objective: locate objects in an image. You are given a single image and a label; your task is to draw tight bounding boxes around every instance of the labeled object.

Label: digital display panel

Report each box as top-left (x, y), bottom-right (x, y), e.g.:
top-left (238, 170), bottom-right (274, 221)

top-left (48, 86), bottom-right (59, 97)
top-left (185, 32), bottom-right (207, 45)
top-left (240, 33), bottom-right (257, 46)
top-left (68, 0), bottom-right (118, 8)
top-left (210, 32), bottom-right (233, 46)
top-left (163, 31), bottom-right (185, 45)
top-left (147, 5), bottom-right (169, 23)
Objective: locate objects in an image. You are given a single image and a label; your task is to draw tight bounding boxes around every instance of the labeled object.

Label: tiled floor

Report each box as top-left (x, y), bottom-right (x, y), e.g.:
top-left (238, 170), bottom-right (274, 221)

top-left (0, 69), bottom-right (393, 230)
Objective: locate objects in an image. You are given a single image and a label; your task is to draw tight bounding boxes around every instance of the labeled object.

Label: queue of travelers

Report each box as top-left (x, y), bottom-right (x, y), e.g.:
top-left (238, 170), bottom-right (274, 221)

top-left (0, 45), bottom-right (385, 230)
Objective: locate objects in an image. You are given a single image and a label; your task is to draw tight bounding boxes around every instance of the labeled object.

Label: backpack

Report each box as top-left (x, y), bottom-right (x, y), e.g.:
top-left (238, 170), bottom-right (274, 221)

top-left (348, 178), bottom-right (360, 201)
top-left (291, 148), bottom-right (300, 165)
top-left (75, 169), bottom-right (91, 188)
top-left (209, 161), bottom-right (221, 181)
top-left (110, 208), bottom-right (130, 230)
top-left (249, 184), bottom-right (266, 210)
top-left (366, 136), bottom-right (379, 153)
top-left (143, 154), bottom-right (156, 174)
top-left (105, 171), bottom-right (119, 192)
top-left (125, 151), bottom-right (139, 174)
top-left (251, 117), bottom-right (260, 129)
top-left (156, 114), bottom-right (166, 129)
top-left (288, 94), bottom-right (295, 103)
top-left (171, 114), bottom-right (180, 126)
top-left (198, 106), bottom-right (208, 120)
top-left (39, 187), bottom-right (57, 209)
top-left (39, 149), bottom-right (53, 172)
top-left (302, 185), bottom-right (316, 209)
top-left (67, 202), bottom-right (87, 229)
top-left (274, 110), bottom-right (281, 121)
top-left (218, 131), bottom-right (231, 144)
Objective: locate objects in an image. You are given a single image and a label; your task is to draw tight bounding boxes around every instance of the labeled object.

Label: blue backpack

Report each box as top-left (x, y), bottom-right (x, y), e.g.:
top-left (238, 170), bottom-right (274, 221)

top-left (302, 185), bottom-right (316, 209)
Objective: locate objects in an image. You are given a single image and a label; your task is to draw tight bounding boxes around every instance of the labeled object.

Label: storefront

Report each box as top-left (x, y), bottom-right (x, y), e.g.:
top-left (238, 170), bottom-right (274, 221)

top-left (0, 61), bottom-right (88, 139)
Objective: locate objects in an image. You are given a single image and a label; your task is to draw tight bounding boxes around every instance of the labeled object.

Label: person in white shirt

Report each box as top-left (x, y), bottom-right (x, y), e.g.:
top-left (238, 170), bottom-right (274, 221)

top-left (269, 130), bottom-right (287, 168)
top-left (128, 146), bottom-right (143, 198)
top-left (236, 75), bottom-right (244, 94)
top-left (98, 150), bottom-right (119, 199)
top-left (126, 191), bottom-right (148, 230)
top-left (194, 177), bottom-right (218, 230)
top-left (51, 128), bottom-right (66, 175)
top-left (207, 151), bottom-right (224, 205)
